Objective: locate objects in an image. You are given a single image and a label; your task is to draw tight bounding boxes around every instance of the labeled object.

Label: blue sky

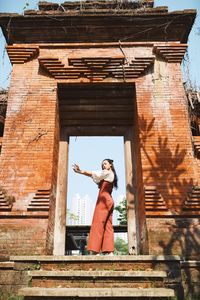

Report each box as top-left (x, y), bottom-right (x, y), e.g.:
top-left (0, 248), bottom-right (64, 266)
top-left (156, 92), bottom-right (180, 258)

top-left (0, 0), bottom-right (200, 212)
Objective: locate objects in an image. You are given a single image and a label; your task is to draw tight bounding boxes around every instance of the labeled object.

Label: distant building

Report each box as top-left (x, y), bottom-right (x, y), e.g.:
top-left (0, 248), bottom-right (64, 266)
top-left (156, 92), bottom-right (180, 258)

top-left (67, 193), bottom-right (95, 225)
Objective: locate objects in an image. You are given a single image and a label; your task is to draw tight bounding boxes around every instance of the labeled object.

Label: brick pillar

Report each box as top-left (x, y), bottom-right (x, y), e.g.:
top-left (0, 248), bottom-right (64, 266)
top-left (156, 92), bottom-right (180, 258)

top-left (136, 58), bottom-right (196, 212)
top-left (0, 59), bottom-right (57, 206)
top-left (0, 55), bottom-right (58, 255)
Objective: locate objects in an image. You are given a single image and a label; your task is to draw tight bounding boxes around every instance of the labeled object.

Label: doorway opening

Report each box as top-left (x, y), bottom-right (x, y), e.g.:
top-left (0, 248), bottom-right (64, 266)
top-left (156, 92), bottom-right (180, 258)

top-left (54, 82), bottom-right (147, 256)
top-left (67, 136), bottom-right (127, 255)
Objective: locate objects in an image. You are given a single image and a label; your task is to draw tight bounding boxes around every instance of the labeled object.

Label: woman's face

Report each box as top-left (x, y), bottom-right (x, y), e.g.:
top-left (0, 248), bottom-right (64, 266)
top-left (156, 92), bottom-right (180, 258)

top-left (102, 160), bottom-right (112, 170)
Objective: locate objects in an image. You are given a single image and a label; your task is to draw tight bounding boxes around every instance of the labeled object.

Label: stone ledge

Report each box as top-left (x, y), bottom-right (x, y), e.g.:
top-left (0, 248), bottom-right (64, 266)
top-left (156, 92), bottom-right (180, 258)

top-left (10, 255), bottom-right (181, 262)
top-left (18, 287), bottom-right (175, 297)
top-left (28, 270), bottom-right (167, 278)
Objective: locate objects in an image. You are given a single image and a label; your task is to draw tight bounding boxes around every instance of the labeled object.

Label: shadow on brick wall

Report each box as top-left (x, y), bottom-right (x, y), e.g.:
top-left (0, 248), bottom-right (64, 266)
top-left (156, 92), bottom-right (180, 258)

top-left (139, 115), bottom-right (200, 298)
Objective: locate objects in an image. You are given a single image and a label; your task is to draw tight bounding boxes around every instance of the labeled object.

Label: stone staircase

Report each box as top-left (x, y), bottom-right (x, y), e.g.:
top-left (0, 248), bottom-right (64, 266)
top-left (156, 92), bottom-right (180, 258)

top-left (8, 255), bottom-right (183, 299)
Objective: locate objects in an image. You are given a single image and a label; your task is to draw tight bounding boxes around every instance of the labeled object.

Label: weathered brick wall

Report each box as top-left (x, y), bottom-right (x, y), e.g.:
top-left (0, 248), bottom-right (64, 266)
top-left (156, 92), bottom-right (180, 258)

top-left (181, 262), bottom-right (200, 299)
top-left (0, 216), bottom-right (48, 255)
top-left (146, 218), bottom-right (200, 259)
top-left (1, 46), bottom-right (196, 210)
top-left (0, 44), bottom-right (199, 256)
top-left (136, 58), bottom-right (197, 211)
top-left (0, 58), bottom-right (57, 205)
top-left (0, 52), bottom-right (59, 255)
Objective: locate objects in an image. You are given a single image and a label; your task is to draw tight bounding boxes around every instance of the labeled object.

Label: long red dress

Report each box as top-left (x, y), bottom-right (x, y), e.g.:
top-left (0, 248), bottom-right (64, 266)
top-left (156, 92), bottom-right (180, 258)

top-left (87, 180), bottom-right (114, 253)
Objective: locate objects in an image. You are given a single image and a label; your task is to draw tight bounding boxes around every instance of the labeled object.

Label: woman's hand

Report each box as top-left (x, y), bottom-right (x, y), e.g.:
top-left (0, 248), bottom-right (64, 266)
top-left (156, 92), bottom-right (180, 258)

top-left (73, 164), bottom-right (81, 173)
top-left (72, 164), bottom-right (92, 177)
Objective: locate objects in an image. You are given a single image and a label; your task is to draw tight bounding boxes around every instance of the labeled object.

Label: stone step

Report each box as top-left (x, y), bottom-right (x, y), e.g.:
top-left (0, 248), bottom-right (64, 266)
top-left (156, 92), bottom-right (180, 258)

top-left (31, 271), bottom-right (166, 288)
top-left (10, 255), bottom-right (181, 262)
top-left (29, 270), bottom-right (167, 288)
top-left (10, 255), bottom-right (181, 275)
top-left (29, 270), bottom-right (167, 278)
top-left (18, 287), bottom-right (175, 298)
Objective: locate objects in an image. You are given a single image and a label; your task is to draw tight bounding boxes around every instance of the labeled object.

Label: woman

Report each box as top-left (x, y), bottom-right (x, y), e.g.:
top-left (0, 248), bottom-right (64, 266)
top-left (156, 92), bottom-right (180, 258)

top-left (73, 159), bottom-right (118, 255)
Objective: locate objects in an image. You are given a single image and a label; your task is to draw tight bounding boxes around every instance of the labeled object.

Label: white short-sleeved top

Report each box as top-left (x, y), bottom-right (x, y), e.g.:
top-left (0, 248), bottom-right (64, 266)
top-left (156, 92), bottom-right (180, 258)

top-left (91, 169), bottom-right (114, 184)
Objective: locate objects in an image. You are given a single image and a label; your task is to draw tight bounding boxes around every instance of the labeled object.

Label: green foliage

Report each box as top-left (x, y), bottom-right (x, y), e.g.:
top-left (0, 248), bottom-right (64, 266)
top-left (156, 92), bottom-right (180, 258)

top-left (114, 197), bottom-right (127, 225)
top-left (0, 292), bottom-right (24, 300)
top-left (67, 209), bottom-right (79, 222)
top-left (114, 237), bottom-right (128, 255)
top-left (32, 262), bottom-right (40, 270)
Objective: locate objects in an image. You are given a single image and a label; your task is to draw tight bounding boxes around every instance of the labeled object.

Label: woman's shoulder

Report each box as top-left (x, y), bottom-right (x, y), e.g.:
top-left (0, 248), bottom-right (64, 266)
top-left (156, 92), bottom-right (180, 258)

top-left (102, 169), bottom-right (113, 175)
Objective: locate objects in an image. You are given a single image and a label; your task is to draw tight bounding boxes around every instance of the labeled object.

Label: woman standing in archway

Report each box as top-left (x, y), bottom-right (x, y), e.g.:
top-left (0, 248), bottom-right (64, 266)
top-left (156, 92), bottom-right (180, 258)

top-left (73, 159), bottom-right (118, 255)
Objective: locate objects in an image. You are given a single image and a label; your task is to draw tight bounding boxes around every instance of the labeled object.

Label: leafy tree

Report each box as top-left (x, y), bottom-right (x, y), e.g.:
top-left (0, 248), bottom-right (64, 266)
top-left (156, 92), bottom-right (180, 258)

top-left (114, 237), bottom-right (128, 255)
top-left (66, 209), bottom-right (79, 223)
top-left (114, 197), bottom-right (127, 225)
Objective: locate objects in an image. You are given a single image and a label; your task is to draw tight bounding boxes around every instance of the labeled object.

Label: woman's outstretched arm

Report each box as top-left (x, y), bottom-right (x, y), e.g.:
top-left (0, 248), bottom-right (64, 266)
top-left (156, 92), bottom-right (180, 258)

top-left (72, 164), bottom-right (92, 177)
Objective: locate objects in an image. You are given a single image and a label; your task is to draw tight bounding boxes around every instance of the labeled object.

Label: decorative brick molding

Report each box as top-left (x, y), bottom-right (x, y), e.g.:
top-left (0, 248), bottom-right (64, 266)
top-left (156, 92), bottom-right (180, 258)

top-left (27, 188), bottom-right (51, 212)
top-left (39, 56), bottom-right (154, 81)
top-left (153, 44), bottom-right (188, 63)
top-left (182, 186), bottom-right (200, 215)
top-left (0, 188), bottom-right (15, 212)
top-left (145, 186), bottom-right (170, 216)
top-left (6, 46), bottom-right (39, 64)
top-left (193, 136), bottom-right (200, 157)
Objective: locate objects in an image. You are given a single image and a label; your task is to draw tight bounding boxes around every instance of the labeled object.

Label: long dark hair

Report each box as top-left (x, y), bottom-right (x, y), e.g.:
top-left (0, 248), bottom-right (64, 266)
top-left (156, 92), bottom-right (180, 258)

top-left (102, 158), bottom-right (118, 189)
